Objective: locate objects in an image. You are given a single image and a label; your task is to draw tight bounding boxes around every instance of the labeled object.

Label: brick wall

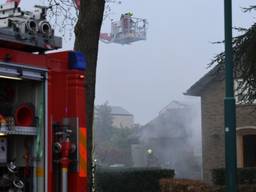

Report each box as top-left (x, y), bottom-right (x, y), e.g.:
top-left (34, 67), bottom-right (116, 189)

top-left (200, 79), bottom-right (256, 183)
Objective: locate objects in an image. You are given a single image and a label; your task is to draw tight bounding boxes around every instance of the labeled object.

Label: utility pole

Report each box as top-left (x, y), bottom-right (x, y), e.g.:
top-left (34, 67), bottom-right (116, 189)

top-left (224, 0), bottom-right (237, 192)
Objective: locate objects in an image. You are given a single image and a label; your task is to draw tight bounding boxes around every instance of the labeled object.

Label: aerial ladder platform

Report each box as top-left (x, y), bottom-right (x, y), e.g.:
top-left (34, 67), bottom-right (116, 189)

top-left (100, 13), bottom-right (148, 45)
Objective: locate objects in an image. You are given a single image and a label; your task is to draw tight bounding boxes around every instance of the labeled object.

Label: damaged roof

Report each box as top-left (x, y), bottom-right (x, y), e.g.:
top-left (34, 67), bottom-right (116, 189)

top-left (110, 106), bottom-right (132, 116)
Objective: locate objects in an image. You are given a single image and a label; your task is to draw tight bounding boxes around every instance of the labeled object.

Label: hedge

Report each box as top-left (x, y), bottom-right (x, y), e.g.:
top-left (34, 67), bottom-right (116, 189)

top-left (212, 167), bottom-right (256, 185)
top-left (95, 167), bottom-right (174, 192)
top-left (160, 178), bottom-right (256, 192)
top-left (160, 179), bottom-right (211, 192)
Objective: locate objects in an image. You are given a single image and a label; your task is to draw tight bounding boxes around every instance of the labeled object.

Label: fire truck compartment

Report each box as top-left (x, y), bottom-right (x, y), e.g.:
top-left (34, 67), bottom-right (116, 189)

top-left (0, 63), bottom-right (47, 192)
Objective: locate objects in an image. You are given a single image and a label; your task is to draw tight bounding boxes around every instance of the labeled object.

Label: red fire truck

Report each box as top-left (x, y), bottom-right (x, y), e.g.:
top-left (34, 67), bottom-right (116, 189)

top-left (0, 1), bottom-right (88, 192)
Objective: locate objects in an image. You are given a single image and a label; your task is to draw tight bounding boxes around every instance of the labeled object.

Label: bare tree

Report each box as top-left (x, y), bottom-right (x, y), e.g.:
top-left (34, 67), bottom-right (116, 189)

top-left (74, 2), bottom-right (105, 191)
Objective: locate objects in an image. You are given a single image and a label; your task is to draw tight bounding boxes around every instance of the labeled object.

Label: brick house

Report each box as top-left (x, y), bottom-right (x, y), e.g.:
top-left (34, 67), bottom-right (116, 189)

top-left (110, 106), bottom-right (134, 128)
top-left (185, 65), bottom-right (256, 183)
top-left (133, 101), bottom-right (202, 178)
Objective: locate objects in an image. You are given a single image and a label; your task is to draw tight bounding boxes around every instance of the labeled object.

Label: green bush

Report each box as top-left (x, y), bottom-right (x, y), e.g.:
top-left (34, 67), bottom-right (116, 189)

top-left (212, 167), bottom-right (256, 185)
top-left (95, 167), bottom-right (174, 192)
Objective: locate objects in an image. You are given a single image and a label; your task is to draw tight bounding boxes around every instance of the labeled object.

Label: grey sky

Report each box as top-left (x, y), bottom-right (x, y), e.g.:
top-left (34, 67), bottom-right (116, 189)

top-left (9, 0), bottom-right (255, 124)
top-left (96, 0), bottom-right (254, 124)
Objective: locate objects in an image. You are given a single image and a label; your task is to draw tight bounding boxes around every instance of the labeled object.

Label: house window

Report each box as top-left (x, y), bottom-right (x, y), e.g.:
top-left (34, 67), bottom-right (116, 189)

top-left (243, 135), bottom-right (256, 167)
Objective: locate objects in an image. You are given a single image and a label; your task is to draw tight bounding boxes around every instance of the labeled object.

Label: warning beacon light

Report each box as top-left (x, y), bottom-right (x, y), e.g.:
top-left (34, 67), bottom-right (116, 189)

top-left (100, 12), bottom-right (148, 45)
top-left (0, 1), bottom-right (62, 52)
top-left (69, 51), bottom-right (88, 70)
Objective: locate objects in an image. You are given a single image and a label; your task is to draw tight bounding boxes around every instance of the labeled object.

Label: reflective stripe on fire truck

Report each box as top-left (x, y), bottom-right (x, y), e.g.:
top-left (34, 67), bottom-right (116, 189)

top-left (79, 127), bottom-right (87, 177)
top-left (36, 167), bottom-right (44, 177)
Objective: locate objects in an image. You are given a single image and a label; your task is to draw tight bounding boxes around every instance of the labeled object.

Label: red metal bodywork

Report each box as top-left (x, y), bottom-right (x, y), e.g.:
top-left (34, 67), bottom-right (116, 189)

top-left (60, 139), bottom-right (72, 169)
top-left (0, 47), bottom-right (88, 192)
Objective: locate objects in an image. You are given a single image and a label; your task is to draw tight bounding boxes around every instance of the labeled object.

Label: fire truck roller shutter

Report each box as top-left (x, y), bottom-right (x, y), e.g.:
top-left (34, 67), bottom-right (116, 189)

top-left (0, 62), bottom-right (46, 80)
